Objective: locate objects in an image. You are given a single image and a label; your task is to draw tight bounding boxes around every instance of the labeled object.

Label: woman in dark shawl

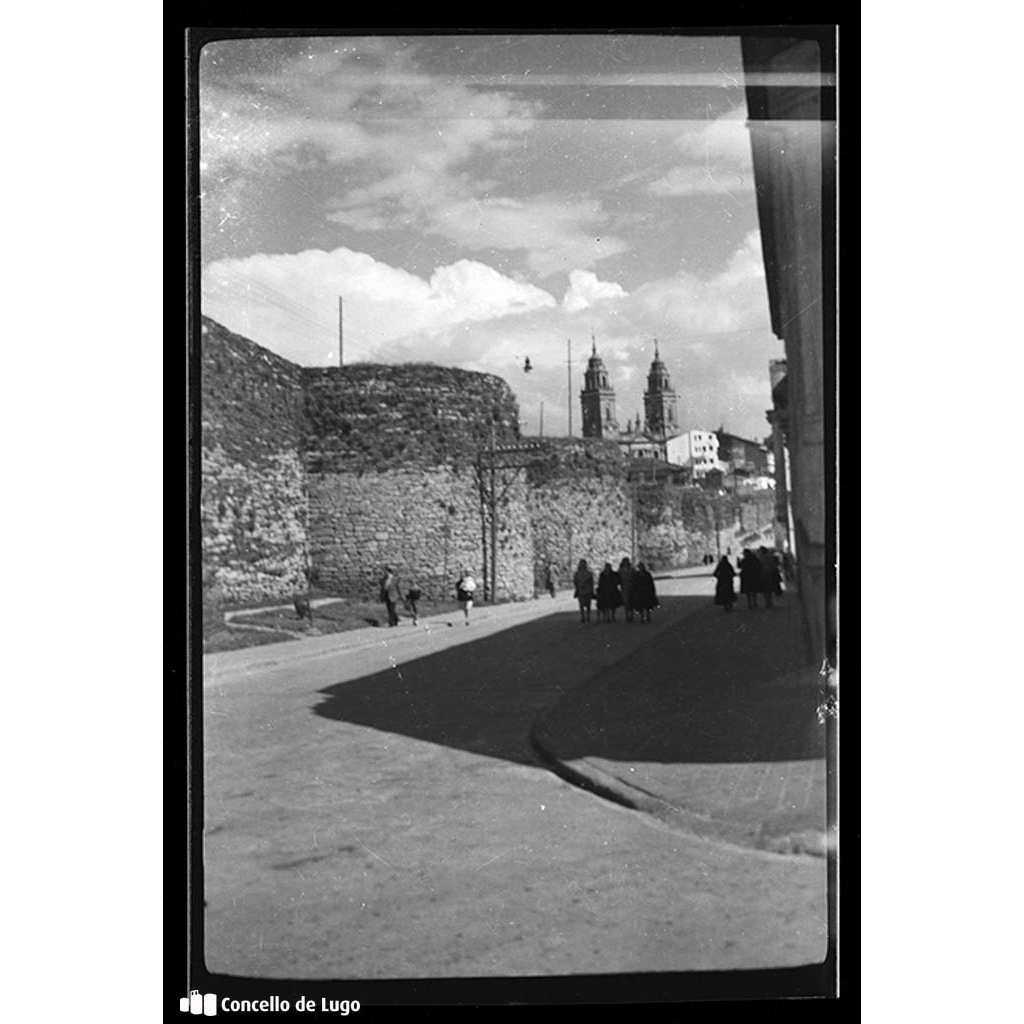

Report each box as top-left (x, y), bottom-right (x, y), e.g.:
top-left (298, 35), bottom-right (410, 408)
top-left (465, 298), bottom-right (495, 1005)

top-left (757, 546), bottom-right (779, 609)
top-left (713, 555), bottom-right (736, 611)
top-left (633, 562), bottom-right (658, 622)
top-left (618, 557), bottom-right (636, 623)
top-left (738, 548), bottom-right (762, 609)
top-left (596, 562), bottom-right (622, 622)
top-left (572, 559), bottom-right (595, 623)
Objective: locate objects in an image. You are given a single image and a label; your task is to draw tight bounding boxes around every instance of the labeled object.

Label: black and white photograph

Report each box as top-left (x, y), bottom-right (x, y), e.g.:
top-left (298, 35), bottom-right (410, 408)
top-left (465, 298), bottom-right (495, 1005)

top-left (190, 26), bottom-right (838, 1004)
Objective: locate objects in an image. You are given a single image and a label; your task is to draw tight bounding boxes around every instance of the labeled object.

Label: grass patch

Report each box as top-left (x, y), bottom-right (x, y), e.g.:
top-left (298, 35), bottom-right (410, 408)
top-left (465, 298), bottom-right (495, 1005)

top-left (208, 594), bottom-right (521, 653)
top-left (221, 588), bottom-right (336, 613)
top-left (204, 627), bottom-right (299, 653)
top-left (230, 597), bottom-right (468, 636)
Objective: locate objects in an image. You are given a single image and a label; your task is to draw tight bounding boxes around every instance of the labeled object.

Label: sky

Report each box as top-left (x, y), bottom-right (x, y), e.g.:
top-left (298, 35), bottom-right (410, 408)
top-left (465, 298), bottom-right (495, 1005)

top-left (198, 33), bottom-right (784, 442)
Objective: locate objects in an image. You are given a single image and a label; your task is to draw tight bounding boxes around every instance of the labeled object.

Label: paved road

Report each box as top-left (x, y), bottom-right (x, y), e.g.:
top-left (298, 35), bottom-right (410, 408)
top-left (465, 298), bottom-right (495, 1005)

top-left (202, 573), bottom-right (827, 978)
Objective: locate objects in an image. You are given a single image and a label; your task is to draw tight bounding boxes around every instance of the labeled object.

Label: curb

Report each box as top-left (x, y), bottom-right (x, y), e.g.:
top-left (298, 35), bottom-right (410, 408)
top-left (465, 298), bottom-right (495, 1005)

top-left (528, 718), bottom-right (827, 859)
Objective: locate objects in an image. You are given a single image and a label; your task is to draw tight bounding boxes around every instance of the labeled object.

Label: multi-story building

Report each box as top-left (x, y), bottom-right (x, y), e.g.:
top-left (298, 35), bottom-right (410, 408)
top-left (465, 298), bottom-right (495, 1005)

top-left (666, 430), bottom-right (721, 477)
top-left (716, 430), bottom-right (772, 479)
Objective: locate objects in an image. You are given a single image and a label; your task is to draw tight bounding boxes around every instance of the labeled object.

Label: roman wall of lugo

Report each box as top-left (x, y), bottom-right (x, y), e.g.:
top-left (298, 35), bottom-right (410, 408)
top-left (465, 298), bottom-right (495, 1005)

top-left (199, 316), bottom-right (773, 620)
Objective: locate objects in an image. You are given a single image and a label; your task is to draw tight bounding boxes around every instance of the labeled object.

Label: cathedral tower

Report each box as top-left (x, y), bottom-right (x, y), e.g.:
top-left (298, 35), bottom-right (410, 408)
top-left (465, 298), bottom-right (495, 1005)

top-left (643, 340), bottom-right (679, 438)
top-left (580, 338), bottom-right (619, 439)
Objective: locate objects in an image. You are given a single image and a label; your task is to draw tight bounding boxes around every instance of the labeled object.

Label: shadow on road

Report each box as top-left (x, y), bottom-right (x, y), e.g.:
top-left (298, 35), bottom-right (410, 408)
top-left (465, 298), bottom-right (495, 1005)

top-left (311, 593), bottom-right (823, 767)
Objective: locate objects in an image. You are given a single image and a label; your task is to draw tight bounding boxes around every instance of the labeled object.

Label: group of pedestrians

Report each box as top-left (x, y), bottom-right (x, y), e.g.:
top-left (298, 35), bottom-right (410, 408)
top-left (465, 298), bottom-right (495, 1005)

top-left (712, 547), bottom-right (787, 612)
top-left (572, 557), bottom-right (658, 624)
top-left (379, 567), bottom-right (459, 627)
top-left (379, 567), bottom-right (426, 626)
top-left (382, 546), bottom-right (789, 629)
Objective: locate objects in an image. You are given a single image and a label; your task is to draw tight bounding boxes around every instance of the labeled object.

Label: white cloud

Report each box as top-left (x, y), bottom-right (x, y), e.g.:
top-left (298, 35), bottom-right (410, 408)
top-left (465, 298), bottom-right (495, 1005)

top-left (647, 105), bottom-right (755, 199)
top-left (200, 86), bottom-right (375, 171)
top-left (201, 230), bottom-right (774, 439)
top-left (201, 39), bottom-right (630, 279)
top-left (424, 195), bottom-right (628, 276)
top-left (632, 231), bottom-right (767, 334)
top-left (561, 270), bottom-right (628, 312)
top-left (676, 105), bottom-right (752, 164)
top-left (202, 247), bottom-right (556, 365)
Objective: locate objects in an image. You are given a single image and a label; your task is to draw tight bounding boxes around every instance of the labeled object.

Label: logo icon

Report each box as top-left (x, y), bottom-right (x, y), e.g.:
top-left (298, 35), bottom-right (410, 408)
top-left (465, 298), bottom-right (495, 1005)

top-left (179, 991), bottom-right (217, 1016)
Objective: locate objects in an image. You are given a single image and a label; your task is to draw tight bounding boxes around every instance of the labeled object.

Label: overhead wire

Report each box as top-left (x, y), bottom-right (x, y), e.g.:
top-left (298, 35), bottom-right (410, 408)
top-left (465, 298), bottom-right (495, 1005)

top-left (203, 268), bottom-right (380, 360)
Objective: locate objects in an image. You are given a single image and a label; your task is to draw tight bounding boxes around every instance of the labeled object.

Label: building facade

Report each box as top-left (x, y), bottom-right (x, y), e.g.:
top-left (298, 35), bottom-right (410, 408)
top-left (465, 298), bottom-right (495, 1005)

top-left (716, 430), bottom-right (773, 480)
top-left (666, 430), bottom-right (721, 477)
top-left (743, 32), bottom-right (836, 666)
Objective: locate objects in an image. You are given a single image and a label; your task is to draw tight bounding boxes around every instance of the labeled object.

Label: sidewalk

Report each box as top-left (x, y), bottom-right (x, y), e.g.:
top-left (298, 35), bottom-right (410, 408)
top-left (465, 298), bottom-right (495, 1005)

top-left (204, 566), bottom-right (718, 680)
top-left (204, 586), bottom-right (583, 683)
top-left (530, 590), bottom-right (833, 856)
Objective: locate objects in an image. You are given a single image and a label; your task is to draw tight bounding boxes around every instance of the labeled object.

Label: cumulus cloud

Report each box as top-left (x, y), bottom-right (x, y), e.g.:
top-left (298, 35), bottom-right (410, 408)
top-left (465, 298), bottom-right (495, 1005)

top-left (201, 229), bottom-right (774, 439)
top-left (561, 270), bottom-right (628, 312)
top-left (202, 246), bottom-right (556, 366)
top-left (632, 230), bottom-right (767, 333)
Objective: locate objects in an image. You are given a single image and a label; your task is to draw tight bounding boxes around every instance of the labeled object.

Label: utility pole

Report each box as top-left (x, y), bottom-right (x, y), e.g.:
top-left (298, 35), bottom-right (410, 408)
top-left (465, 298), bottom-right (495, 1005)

top-left (630, 477), bottom-right (637, 563)
top-left (478, 468), bottom-right (489, 602)
top-left (566, 339), bottom-right (572, 437)
top-left (489, 422), bottom-right (497, 602)
top-left (475, 437), bottom-right (545, 604)
top-left (539, 401), bottom-right (544, 437)
top-left (338, 295), bottom-right (343, 366)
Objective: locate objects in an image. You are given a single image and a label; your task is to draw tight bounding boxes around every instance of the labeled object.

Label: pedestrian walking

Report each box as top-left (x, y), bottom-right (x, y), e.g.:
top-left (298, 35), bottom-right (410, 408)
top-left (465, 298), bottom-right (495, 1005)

top-left (544, 562), bottom-right (557, 599)
top-left (739, 549), bottom-right (762, 609)
top-left (596, 562), bottom-right (622, 623)
top-left (757, 547), bottom-right (780, 609)
top-left (379, 567), bottom-right (401, 626)
top-left (455, 570), bottom-right (476, 625)
top-left (713, 555), bottom-right (736, 611)
top-left (618, 557), bottom-right (636, 623)
top-left (404, 583), bottom-right (422, 625)
top-left (572, 559), bottom-right (595, 623)
top-left (782, 548), bottom-right (796, 584)
top-left (633, 562), bottom-right (658, 623)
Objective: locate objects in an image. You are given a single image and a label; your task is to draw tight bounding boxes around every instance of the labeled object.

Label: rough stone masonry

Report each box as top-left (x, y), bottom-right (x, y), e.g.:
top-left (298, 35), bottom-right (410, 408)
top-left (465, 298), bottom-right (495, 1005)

top-left (199, 316), bottom-right (773, 618)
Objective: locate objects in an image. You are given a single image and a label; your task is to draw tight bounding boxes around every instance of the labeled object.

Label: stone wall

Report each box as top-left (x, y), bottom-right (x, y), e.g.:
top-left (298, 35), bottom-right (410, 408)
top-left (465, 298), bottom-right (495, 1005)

top-left (200, 318), bottom-right (310, 604)
top-left (306, 465), bottom-right (532, 603)
top-left (526, 438), bottom-right (632, 587)
top-left (301, 362), bottom-right (532, 601)
top-left (301, 364), bottom-right (521, 473)
top-left (634, 486), bottom-right (777, 569)
top-left (199, 317), bottom-right (779, 613)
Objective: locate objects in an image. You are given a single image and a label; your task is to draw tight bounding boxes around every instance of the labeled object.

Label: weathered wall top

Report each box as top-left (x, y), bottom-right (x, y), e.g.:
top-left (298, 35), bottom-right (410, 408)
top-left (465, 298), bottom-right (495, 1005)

top-left (302, 364), bottom-right (521, 472)
top-left (200, 316), bottom-right (305, 461)
top-left (523, 436), bottom-right (628, 484)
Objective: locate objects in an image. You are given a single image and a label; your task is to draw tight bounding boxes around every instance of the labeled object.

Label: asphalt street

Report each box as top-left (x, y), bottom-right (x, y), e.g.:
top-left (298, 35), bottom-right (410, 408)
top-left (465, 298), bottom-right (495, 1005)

top-left (202, 572), bottom-right (827, 978)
